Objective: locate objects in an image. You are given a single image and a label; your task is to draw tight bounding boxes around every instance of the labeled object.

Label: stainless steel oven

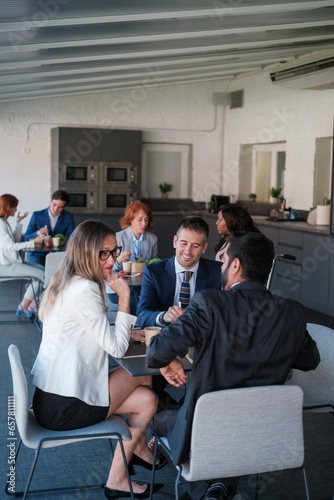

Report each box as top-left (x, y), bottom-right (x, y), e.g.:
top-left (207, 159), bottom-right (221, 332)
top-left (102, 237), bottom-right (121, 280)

top-left (66, 189), bottom-right (98, 213)
top-left (99, 188), bottom-right (137, 213)
top-left (102, 162), bottom-right (138, 186)
top-left (59, 162), bottom-right (99, 187)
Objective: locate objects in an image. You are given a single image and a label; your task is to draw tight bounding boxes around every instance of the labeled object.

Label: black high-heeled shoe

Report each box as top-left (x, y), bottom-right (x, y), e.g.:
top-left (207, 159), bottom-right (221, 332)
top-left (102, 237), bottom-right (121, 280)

top-left (129, 453), bottom-right (168, 471)
top-left (104, 483), bottom-right (162, 499)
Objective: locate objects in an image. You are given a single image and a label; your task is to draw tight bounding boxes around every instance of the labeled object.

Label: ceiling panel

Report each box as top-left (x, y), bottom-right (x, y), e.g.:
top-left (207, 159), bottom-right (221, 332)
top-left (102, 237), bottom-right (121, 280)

top-left (0, 0), bottom-right (333, 101)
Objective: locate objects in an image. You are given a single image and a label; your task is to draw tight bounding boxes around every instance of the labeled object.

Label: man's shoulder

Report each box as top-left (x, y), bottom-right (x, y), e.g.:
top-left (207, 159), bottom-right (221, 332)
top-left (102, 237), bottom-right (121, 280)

top-left (32, 207), bottom-right (48, 217)
top-left (61, 209), bottom-right (74, 219)
top-left (199, 257), bottom-right (221, 270)
top-left (146, 257), bottom-right (170, 273)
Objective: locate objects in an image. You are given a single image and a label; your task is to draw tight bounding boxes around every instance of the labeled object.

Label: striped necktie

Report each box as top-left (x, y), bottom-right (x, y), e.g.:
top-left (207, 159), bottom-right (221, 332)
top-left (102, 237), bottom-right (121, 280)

top-left (179, 271), bottom-right (192, 309)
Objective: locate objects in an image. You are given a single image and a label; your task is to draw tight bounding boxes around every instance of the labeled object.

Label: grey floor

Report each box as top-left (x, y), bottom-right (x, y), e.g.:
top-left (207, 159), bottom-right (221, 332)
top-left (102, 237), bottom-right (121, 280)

top-left (1, 281), bottom-right (334, 500)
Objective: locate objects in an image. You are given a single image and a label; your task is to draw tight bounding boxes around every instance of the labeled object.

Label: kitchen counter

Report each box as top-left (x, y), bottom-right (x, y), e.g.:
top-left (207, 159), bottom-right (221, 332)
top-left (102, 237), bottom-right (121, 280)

top-left (252, 216), bottom-right (331, 235)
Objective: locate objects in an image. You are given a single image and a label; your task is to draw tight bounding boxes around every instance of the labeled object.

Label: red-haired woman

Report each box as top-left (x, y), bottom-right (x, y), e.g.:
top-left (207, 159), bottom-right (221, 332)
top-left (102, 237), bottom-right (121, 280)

top-left (107, 201), bottom-right (158, 314)
top-left (0, 194), bottom-right (44, 317)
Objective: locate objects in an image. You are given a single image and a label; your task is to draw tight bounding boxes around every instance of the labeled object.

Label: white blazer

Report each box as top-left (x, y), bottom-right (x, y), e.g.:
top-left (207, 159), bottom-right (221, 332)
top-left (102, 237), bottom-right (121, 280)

top-left (31, 276), bottom-right (137, 407)
top-left (0, 218), bottom-right (34, 265)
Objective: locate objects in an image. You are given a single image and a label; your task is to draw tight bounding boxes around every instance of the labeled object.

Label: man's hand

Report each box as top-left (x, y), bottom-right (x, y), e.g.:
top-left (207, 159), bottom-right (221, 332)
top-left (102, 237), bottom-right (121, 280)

top-left (163, 305), bottom-right (184, 323)
top-left (131, 329), bottom-right (145, 343)
top-left (160, 358), bottom-right (187, 387)
top-left (37, 225), bottom-right (49, 237)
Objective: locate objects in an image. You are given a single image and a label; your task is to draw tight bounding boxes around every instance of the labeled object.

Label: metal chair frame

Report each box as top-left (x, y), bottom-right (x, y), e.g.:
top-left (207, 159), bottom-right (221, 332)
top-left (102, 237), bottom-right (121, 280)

top-left (0, 276), bottom-right (43, 332)
top-left (6, 344), bottom-right (135, 500)
top-left (149, 386), bottom-right (310, 500)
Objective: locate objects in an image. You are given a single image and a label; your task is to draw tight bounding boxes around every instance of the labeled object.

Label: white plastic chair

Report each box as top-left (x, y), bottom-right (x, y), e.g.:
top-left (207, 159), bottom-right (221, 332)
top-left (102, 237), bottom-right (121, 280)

top-left (286, 322), bottom-right (334, 411)
top-left (6, 344), bottom-right (134, 500)
top-left (149, 385), bottom-right (310, 500)
top-left (44, 251), bottom-right (65, 288)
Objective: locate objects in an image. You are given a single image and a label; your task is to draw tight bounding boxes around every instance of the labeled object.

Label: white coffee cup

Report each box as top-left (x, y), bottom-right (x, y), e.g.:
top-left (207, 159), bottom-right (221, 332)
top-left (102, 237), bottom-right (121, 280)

top-left (144, 326), bottom-right (161, 347)
top-left (52, 236), bottom-right (60, 248)
top-left (123, 261), bottom-right (132, 273)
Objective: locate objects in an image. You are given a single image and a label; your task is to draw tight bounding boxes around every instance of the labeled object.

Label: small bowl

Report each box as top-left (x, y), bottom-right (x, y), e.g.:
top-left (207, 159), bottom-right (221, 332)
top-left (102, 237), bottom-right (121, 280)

top-left (132, 262), bottom-right (147, 273)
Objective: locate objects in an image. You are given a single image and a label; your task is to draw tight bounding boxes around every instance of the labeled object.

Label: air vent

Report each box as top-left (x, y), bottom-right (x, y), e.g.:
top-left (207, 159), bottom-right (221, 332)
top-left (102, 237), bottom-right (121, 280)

top-left (229, 90), bottom-right (244, 109)
top-left (270, 56), bottom-right (334, 82)
top-left (270, 55), bottom-right (334, 90)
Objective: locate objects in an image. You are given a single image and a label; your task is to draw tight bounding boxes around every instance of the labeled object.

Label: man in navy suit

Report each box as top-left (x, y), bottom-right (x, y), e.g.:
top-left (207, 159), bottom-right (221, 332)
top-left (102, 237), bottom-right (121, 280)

top-left (137, 215), bottom-right (221, 329)
top-left (137, 215), bottom-right (221, 409)
top-left (25, 190), bottom-right (75, 266)
top-left (147, 232), bottom-right (320, 500)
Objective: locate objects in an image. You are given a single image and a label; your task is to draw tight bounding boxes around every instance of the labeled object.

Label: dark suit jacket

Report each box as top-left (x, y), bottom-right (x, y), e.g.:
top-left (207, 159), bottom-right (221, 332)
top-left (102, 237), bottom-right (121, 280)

top-left (147, 282), bottom-right (320, 465)
top-left (136, 256), bottom-right (222, 327)
top-left (25, 208), bottom-right (75, 261)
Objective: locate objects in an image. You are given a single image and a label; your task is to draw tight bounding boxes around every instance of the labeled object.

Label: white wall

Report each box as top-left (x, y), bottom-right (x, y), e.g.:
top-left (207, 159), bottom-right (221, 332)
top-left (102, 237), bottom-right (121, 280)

top-left (223, 72), bottom-right (334, 210)
top-left (0, 80), bottom-right (228, 229)
top-left (0, 70), bottom-right (334, 230)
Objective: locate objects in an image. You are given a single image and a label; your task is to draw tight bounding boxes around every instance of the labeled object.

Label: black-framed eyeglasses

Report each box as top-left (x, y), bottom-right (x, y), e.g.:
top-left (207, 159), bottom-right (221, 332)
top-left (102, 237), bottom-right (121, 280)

top-left (99, 246), bottom-right (122, 261)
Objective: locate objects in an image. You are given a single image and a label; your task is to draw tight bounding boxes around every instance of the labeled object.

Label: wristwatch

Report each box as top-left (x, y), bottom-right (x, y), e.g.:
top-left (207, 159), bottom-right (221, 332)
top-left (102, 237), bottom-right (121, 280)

top-left (159, 312), bottom-right (170, 326)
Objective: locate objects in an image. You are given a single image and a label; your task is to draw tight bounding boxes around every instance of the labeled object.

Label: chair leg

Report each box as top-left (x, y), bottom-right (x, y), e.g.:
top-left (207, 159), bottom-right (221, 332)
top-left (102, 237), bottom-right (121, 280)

top-left (118, 439), bottom-right (135, 500)
top-left (175, 468), bottom-right (182, 500)
top-left (302, 466), bottom-right (310, 500)
top-left (253, 473), bottom-right (261, 500)
top-left (149, 438), bottom-right (159, 500)
top-left (20, 443), bottom-right (43, 500)
top-left (5, 436), bottom-right (130, 499)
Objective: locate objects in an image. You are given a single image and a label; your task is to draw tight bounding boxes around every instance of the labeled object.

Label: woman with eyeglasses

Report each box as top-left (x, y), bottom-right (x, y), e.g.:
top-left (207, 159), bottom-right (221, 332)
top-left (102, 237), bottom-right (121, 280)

top-left (215, 203), bottom-right (260, 261)
top-left (31, 220), bottom-right (164, 499)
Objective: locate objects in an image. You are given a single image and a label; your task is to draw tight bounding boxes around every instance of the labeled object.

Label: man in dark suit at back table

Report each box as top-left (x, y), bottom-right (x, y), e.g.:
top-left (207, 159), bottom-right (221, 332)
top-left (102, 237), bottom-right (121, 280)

top-left (147, 232), bottom-right (320, 500)
top-left (137, 215), bottom-right (222, 407)
top-left (25, 190), bottom-right (75, 266)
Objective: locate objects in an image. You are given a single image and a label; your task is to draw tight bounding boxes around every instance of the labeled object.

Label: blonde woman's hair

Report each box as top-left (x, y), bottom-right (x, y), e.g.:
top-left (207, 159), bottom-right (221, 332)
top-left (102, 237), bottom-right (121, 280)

top-left (39, 220), bottom-right (115, 321)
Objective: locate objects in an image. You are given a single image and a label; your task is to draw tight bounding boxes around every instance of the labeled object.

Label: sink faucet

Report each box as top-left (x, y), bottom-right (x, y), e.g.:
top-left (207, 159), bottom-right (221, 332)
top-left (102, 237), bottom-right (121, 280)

top-left (280, 197), bottom-right (286, 212)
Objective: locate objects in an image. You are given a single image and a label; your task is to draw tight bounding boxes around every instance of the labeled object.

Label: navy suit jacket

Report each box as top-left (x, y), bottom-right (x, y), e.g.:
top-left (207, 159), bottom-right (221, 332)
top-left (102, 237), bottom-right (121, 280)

top-left (136, 256), bottom-right (221, 327)
top-left (147, 282), bottom-right (321, 465)
top-left (25, 208), bottom-right (75, 261)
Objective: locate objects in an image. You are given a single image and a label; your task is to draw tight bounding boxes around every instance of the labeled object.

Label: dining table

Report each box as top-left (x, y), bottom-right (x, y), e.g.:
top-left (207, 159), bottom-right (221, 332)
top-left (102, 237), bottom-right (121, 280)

top-left (111, 339), bottom-right (193, 377)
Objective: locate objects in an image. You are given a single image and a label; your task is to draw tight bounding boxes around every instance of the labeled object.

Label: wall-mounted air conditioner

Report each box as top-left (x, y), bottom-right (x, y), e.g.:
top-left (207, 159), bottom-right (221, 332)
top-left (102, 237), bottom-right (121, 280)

top-left (270, 52), bottom-right (334, 90)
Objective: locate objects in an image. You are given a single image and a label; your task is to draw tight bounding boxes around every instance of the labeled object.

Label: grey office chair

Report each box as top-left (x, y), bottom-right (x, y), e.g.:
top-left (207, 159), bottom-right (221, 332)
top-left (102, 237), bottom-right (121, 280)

top-left (149, 385), bottom-right (310, 500)
top-left (6, 344), bottom-right (134, 500)
top-left (286, 322), bottom-right (334, 411)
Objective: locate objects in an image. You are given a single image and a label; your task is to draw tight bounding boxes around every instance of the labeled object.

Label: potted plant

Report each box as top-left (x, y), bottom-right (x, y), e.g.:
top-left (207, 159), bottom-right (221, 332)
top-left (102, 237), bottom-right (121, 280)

top-left (269, 187), bottom-right (283, 204)
top-left (158, 182), bottom-right (173, 199)
top-left (248, 193), bottom-right (257, 202)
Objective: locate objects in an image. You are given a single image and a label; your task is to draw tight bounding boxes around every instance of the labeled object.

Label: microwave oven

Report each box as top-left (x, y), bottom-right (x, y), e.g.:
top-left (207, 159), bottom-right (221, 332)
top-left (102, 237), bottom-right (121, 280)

top-left (99, 188), bottom-right (137, 213)
top-left (59, 163), bottom-right (99, 187)
top-left (66, 189), bottom-right (98, 213)
top-left (102, 162), bottom-right (138, 185)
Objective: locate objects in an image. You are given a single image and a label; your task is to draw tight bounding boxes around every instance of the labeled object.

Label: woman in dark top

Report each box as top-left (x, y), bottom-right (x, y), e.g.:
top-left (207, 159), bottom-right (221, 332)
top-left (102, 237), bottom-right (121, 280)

top-left (215, 203), bottom-right (260, 261)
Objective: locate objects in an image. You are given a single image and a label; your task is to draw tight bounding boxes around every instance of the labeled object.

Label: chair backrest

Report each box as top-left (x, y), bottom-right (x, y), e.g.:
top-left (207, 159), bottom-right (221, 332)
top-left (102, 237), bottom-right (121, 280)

top-left (44, 252), bottom-right (65, 288)
top-left (286, 322), bottom-right (334, 410)
top-left (182, 385), bottom-right (304, 481)
top-left (8, 344), bottom-right (30, 445)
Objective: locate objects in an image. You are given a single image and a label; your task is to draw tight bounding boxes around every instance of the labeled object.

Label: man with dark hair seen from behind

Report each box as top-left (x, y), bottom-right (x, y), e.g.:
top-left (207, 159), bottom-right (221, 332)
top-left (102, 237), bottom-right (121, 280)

top-left (25, 190), bottom-right (75, 266)
top-left (147, 232), bottom-right (320, 500)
